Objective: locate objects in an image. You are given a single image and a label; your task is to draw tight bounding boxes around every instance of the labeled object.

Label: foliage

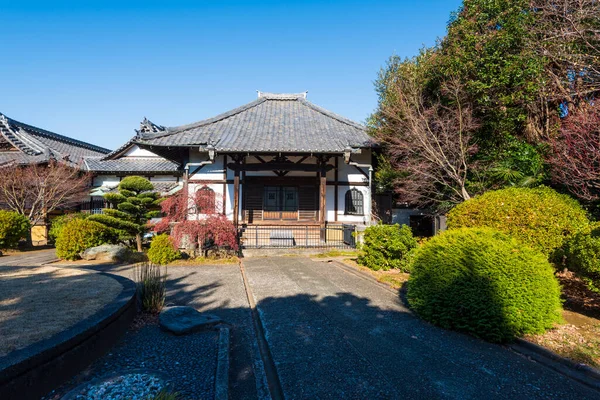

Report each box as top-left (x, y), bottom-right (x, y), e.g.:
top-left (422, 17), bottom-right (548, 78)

top-left (89, 176), bottom-right (161, 251)
top-left (562, 230), bottom-right (600, 292)
top-left (171, 216), bottom-right (238, 257)
top-left (155, 189), bottom-right (238, 257)
top-left (55, 219), bottom-right (118, 260)
top-left (0, 161), bottom-right (90, 227)
top-left (48, 213), bottom-right (88, 244)
top-left (371, 0), bottom-right (600, 204)
top-left (147, 234), bottom-right (181, 265)
top-left (407, 228), bottom-right (563, 343)
top-left (447, 186), bottom-right (589, 256)
top-left (372, 54), bottom-right (479, 209)
top-left (357, 224), bottom-right (417, 271)
top-left (0, 210), bottom-right (31, 250)
top-left (152, 390), bottom-right (180, 400)
top-left (134, 262), bottom-right (167, 314)
top-left (549, 104), bottom-right (600, 203)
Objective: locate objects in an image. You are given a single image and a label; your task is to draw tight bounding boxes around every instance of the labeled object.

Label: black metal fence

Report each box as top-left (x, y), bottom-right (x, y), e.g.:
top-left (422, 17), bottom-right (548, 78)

top-left (239, 224), bottom-right (356, 249)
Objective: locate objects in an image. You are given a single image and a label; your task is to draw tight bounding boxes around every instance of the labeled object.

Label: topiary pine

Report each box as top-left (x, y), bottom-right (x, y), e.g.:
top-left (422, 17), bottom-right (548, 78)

top-left (407, 227), bottom-right (563, 343)
top-left (89, 176), bottom-right (162, 251)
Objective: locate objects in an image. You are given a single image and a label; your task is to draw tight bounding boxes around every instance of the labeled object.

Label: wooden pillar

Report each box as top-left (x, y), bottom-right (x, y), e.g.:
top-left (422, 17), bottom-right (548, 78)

top-left (334, 156), bottom-right (339, 222)
top-left (233, 168), bottom-right (240, 227)
top-left (319, 164), bottom-right (327, 225)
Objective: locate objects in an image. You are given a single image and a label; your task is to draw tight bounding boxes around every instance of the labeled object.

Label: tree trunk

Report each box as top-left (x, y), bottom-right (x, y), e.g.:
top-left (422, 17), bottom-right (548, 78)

top-left (136, 233), bottom-right (143, 252)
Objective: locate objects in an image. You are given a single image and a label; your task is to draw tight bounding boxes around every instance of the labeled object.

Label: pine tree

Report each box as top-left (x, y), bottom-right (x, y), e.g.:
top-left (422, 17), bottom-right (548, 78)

top-left (89, 176), bottom-right (161, 251)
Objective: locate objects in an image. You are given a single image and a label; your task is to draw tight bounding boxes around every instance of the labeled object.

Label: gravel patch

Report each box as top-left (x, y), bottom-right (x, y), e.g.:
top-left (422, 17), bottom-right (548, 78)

top-left (66, 372), bottom-right (166, 400)
top-left (44, 318), bottom-right (219, 400)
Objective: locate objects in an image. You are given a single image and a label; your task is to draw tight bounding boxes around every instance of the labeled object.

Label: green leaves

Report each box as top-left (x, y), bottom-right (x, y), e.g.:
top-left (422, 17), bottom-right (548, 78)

top-left (407, 227), bottom-right (562, 342)
top-left (119, 176), bottom-right (155, 193)
top-left (357, 224), bottom-right (418, 271)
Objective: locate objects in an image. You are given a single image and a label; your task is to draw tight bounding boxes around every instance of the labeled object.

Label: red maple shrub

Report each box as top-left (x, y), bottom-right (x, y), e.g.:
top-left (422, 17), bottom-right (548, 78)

top-left (154, 188), bottom-right (238, 257)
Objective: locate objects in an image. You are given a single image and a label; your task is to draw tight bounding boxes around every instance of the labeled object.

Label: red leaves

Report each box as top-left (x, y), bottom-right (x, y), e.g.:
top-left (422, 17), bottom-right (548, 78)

top-left (549, 105), bottom-right (600, 202)
top-left (154, 188), bottom-right (238, 252)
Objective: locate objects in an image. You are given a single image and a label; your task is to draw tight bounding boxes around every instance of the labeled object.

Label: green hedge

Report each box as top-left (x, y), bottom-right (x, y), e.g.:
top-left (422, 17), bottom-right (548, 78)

top-left (357, 224), bottom-right (417, 271)
top-left (48, 213), bottom-right (88, 244)
top-left (147, 234), bottom-right (181, 265)
top-left (0, 211), bottom-right (30, 250)
top-left (407, 228), bottom-right (562, 343)
top-left (563, 230), bottom-right (600, 292)
top-left (56, 219), bottom-right (118, 260)
top-left (447, 186), bottom-right (589, 256)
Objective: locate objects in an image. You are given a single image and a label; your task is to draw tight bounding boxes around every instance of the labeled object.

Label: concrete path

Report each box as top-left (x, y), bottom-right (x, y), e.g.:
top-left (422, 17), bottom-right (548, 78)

top-left (243, 257), bottom-right (600, 400)
top-left (0, 249), bottom-right (57, 267)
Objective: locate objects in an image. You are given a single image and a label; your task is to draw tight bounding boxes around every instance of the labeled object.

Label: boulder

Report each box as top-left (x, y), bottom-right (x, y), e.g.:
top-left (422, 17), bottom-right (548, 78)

top-left (80, 244), bottom-right (131, 262)
top-left (159, 306), bottom-right (222, 335)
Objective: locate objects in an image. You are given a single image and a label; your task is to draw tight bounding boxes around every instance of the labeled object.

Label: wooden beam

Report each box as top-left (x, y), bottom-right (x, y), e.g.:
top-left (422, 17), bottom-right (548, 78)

top-left (319, 166), bottom-right (327, 225)
top-left (228, 163), bottom-right (334, 172)
top-left (233, 169), bottom-right (240, 227)
top-left (334, 157), bottom-right (338, 222)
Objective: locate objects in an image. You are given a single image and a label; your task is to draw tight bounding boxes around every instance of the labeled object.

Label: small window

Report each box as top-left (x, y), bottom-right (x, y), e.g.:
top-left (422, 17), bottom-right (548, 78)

top-left (196, 186), bottom-right (216, 214)
top-left (345, 188), bottom-right (364, 215)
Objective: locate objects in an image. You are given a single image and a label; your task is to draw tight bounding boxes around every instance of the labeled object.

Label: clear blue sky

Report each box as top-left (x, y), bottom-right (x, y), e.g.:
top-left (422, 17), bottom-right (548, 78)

top-left (1, 1), bottom-right (462, 150)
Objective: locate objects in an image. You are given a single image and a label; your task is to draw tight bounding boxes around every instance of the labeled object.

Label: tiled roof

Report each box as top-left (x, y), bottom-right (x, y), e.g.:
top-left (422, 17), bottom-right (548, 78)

top-left (92, 181), bottom-right (182, 196)
top-left (101, 118), bottom-right (166, 161)
top-left (0, 113), bottom-right (110, 167)
top-left (84, 157), bottom-right (181, 173)
top-left (135, 92), bottom-right (374, 153)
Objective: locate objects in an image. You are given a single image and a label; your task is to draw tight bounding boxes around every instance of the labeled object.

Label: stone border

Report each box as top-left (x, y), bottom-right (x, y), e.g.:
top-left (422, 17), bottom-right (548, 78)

top-left (215, 327), bottom-right (230, 400)
top-left (510, 339), bottom-right (600, 391)
top-left (0, 271), bottom-right (137, 400)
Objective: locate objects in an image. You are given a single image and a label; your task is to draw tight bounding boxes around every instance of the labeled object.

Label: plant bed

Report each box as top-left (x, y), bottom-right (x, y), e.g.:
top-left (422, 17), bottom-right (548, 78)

top-left (43, 316), bottom-right (221, 400)
top-left (323, 257), bottom-right (409, 289)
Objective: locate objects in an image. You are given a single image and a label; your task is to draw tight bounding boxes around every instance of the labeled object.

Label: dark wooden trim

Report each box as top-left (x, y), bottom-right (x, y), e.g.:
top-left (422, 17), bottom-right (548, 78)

top-left (334, 157), bottom-right (338, 222)
top-left (233, 164), bottom-right (240, 227)
top-left (353, 165), bottom-right (370, 180)
top-left (228, 163), bottom-right (334, 172)
top-left (190, 164), bottom-right (206, 176)
top-left (188, 179), bottom-right (231, 184)
top-left (222, 155), bottom-right (227, 215)
top-left (319, 166), bottom-right (327, 225)
top-left (327, 181), bottom-right (369, 187)
top-left (241, 157), bottom-right (247, 223)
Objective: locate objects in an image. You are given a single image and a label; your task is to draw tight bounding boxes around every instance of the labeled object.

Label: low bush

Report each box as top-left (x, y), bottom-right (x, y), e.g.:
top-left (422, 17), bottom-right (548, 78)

top-left (563, 230), bottom-right (600, 292)
top-left (134, 262), bottom-right (167, 314)
top-left (357, 224), bottom-right (417, 271)
top-left (407, 228), bottom-right (562, 343)
top-left (147, 234), bottom-right (181, 265)
top-left (0, 211), bottom-right (30, 250)
top-left (447, 186), bottom-right (589, 256)
top-left (55, 219), bottom-right (118, 260)
top-left (48, 213), bottom-right (88, 244)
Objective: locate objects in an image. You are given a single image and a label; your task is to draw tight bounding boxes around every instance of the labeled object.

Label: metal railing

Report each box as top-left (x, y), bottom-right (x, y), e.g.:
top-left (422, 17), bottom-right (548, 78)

top-left (239, 224), bottom-right (356, 249)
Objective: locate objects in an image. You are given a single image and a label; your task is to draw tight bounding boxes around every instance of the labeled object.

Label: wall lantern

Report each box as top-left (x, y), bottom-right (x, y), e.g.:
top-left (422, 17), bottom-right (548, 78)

top-left (207, 144), bottom-right (216, 161)
top-left (344, 147), bottom-right (352, 164)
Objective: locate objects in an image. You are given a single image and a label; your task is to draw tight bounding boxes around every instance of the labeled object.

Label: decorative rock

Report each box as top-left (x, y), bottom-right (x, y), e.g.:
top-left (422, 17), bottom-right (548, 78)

top-left (159, 306), bottom-right (222, 335)
top-left (80, 244), bottom-right (131, 262)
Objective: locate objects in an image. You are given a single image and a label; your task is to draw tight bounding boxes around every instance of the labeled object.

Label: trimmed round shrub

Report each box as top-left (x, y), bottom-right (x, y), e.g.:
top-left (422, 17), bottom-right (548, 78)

top-left (0, 211), bottom-right (30, 250)
top-left (148, 234), bottom-right (181, 265)
top-left (407, 228), bottom-right (562, 343)
top-left (56, 219), bottom-right (118, 260)
top-left (563, 230), bottom-right (600, 292)
top-left (447, 186), bottom-right (589, 256)
top-left (48, 213), bottom-right (88, 244)
top-left (357, 224), bottom-right (417, 271)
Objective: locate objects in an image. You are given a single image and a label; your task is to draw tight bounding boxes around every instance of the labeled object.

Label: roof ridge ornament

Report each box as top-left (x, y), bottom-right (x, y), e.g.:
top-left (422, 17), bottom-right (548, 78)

top-left (257, 91), bottom-right (308, 100)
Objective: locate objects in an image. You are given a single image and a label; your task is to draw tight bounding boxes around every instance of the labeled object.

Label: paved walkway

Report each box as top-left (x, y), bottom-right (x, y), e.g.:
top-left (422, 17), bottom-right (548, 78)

top-left (47, 256), bottom-right (600, 399)
top-left (243, 257), bottom-right (599, 400)
top-left (0, 248), bottom-right (57, 267)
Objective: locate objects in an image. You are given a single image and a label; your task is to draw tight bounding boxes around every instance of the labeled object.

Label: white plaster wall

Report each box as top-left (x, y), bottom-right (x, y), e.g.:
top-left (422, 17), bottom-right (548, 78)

top-left (336, 184), bottom-right (371, 224)
top-left (184, 150), bottom-right (373, 224)
top-left (150, 176), bottom-right (179, 182)
top-left (123, 145), bottom-right (160, 158)
top-left (93, 175), bottom-right (120, 187)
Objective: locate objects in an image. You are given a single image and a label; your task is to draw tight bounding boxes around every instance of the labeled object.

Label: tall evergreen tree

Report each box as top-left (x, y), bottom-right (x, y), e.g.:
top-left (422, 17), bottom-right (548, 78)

top-left (89, 176), bottom-right (161, 251)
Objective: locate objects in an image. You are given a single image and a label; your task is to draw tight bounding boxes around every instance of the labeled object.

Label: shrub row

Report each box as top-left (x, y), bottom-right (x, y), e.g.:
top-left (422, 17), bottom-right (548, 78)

top-left (0, 211), bottom-right (30, 250)
top-left (55, 219), bottom-right (118, 260)
top-left (357, 224), bottom-right (417, 272)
